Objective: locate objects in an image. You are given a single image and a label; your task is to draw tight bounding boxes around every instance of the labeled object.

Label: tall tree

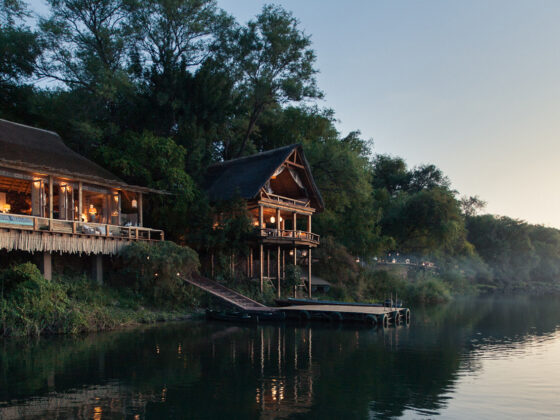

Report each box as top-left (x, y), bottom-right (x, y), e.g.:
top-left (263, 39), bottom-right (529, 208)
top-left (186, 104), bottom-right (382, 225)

top-left (218, 4), bottom-right (322, 158)
top-left (38, 0), bottom-right (133, 95)
top-left (0, 0), bottom-right (40, 84)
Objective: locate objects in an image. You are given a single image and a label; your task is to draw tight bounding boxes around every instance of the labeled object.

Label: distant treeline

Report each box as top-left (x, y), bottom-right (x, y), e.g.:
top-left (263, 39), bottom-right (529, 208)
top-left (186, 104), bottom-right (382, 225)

top-left (1, 0), bottom-right (559, 294)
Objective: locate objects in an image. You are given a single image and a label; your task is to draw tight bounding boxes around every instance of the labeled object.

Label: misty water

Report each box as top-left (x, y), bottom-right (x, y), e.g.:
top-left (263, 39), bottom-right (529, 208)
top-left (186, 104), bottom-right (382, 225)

top-left (1, 295), bottom-right (560, 419)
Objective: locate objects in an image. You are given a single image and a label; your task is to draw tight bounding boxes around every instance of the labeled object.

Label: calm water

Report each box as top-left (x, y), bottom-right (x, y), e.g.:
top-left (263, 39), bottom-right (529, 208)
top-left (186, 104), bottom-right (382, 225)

top-left (1, 296), bottom-right (560, 419)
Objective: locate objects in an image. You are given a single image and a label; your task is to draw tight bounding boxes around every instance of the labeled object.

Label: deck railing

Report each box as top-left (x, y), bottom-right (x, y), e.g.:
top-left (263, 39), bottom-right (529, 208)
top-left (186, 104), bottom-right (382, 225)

top-left (260, 228), bottom-right (320, 245)
top-left (0, 213), bottom-right (164, 241)
top-left (261, 193), bottom-right (310, 208)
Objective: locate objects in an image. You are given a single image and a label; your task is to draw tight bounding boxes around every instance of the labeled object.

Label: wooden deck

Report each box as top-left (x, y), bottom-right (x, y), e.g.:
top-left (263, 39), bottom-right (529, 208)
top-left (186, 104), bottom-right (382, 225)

top-left (184, 275), bottom-right (410, 327)
top-left (0, 214), bottom-right (164, 255)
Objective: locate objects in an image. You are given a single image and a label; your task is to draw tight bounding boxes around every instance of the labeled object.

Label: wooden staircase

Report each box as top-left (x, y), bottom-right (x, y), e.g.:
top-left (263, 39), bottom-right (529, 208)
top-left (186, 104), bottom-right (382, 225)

top-left (183, 273), bottom-right (268, 311)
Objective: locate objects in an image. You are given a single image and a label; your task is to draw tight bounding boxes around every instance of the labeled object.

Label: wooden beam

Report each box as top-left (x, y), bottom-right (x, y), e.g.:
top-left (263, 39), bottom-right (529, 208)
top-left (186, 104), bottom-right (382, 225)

top-left (267, 248), bottom-right (270, 280)
top-left (285, 160), bottom-right (305, 170)
top-left (48, 176), bottom-right (53, 219)
top-left (308, 214), bottom-right (312, 233)
top-left (138, 193), bottom-right (143, 227)
top-left (259, 205), bottom-right (263, 229)
top-left (308, 248), bottom-right (312, 298)
top-left (260, 244), bottom-right (264, 292)
top-left (78, 182), bottom-right (83, 221)
top-left (277, 245), bottom-right (281, 298)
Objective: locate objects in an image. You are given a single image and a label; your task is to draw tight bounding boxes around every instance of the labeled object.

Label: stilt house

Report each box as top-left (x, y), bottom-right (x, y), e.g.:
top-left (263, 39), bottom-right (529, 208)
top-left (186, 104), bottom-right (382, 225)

top-left (205, 144), bottom-right (324, 297)
top-left (0, 119), bottom-right (164, 282)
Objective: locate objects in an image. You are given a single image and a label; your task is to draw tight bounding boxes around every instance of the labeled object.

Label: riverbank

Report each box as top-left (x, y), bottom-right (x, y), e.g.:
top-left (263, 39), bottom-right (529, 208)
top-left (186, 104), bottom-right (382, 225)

top-left (0, 263), bottom-right (201, 337)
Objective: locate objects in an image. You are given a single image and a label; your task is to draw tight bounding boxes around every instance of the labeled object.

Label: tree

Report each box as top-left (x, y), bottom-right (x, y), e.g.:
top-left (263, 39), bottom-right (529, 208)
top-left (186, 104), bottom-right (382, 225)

top-left (218, 4), bottom-right (322, 158)
top-left (38, 0), bottom-right (134, 95)
top-left (460, 195), bottom-right (486, 217)
top-left (0, 0), bottom-right (40, 84)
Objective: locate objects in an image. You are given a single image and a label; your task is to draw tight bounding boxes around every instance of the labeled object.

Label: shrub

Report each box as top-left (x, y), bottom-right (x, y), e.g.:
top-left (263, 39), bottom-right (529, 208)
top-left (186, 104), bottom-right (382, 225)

top-left (115, 241), bottom-right (200, 306)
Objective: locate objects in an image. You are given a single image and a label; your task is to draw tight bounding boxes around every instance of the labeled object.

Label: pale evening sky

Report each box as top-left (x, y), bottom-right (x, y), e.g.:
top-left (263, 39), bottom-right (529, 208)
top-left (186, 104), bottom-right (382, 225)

top-left (29, 0), bottom-right (560, 228)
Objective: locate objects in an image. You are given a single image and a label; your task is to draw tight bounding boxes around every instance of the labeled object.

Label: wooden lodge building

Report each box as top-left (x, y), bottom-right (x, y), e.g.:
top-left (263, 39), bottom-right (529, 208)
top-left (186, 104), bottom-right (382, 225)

top-left (0, 119), bottom-right (164, 282)
top-left (205, 144), bottom-right (324, 297)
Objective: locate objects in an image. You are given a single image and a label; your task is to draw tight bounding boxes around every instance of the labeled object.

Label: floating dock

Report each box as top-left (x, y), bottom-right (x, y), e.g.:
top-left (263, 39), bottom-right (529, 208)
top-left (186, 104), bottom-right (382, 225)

top-left (184, 274), bottom-right (410, 327)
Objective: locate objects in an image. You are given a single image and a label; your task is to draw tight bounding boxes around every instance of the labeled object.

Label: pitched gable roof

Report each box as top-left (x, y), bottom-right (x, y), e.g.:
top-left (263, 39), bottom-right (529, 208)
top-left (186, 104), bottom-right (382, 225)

top-left (205, 144), bottom-right (324, 211)
top-left (0, 119), bottom-right (161, 193)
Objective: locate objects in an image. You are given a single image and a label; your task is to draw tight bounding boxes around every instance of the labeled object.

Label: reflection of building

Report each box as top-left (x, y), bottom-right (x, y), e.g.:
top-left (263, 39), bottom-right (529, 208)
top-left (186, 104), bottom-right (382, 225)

top-left (205, 144), bottom-right (324, 296)
top-left (0, 119), bottom-right (164, 282)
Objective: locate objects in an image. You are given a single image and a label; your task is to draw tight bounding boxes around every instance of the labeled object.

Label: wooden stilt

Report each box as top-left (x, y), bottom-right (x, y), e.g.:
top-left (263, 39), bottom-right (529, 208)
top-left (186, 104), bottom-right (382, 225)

top-left (260, 244), bottom-right (264, 292)
top-left (277, 245), bottom-right (281, 297)
top-left (250, 249), bottom-right (254, 278)
top-left (308, 247), bottom-right (312, 298)
top-left (267, 248), bottom-right (270, 280)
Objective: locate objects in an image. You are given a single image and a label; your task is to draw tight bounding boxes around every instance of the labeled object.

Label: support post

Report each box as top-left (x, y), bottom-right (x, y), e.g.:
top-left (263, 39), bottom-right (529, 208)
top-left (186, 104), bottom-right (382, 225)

top-left (259, 205), bottom-right (263, 231)
top-left (48, 176), bottom-right (53, 219)
top-left (250, 249), bottom-right (254, 278)
top-left (277, 246), bottom-right (281, 298)
top-left (78, 181), bottom-right (83, 221)
top-left (38, 252), bottom-right (52, 281)
top-left (138, 193), bottom-right (143, 227)
top-left (267, 248), bottom-right (270, 279)
top-left (293, 212), bottom-right (297, 233)
top-left (307, 214), bottom-right (312, 233)
top-left (276, 208), bottom-right (281, 235)
top-left (308, 247), bottom-right (312, 298)
top-left (92, 254), bottom-right (103, 285)
top-left (260, 244), bottom-right (264, 292)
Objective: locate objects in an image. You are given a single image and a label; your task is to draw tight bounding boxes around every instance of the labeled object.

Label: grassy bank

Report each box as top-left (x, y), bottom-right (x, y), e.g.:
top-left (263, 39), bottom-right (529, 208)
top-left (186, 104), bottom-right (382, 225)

top-left (1, 241), bottom-right (203, 337)
top-left (0, 262), bottom-right (202, 337)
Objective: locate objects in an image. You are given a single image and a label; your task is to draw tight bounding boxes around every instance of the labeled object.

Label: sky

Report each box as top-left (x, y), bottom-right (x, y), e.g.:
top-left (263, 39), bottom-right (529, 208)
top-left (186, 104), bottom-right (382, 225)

top-left (28, 0), bottom-right (560, 227)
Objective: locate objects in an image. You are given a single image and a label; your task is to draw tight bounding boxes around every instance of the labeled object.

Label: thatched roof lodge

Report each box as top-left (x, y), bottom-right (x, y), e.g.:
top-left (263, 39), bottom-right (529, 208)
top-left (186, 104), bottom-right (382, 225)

top-left (0, 119), bottom-right (164, 281)
top-left (205, 144), bottom-right (323, 297)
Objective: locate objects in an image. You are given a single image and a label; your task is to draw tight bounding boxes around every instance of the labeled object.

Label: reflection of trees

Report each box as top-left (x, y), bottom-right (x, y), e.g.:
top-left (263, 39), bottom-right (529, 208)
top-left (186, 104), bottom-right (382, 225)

top-left (1, 296), bottom-right (560, 419)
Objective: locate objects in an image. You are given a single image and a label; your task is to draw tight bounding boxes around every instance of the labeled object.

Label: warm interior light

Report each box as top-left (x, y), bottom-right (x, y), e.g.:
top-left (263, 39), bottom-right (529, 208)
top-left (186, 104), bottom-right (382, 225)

top-left (279, 216), bottom-right (283, 222)
top-left (254, 220), bottom-right (259, 226)
top-left (131, 199), bottom-right (138, 208)
top-left (88, 204), bottom-right (97, 215)
top-left (289, 250), bottom-right (294, 256)
top-left (111, 210), bottom-right (118, 216)
top-left (3, 204), bottom-right (11, 213)
top-left (114, 194), bottom-right (119, 203)
top-left (302, 250), bottom-right (307, 257)
top-left (270, 216), bottom-right (276, 224)
top-left (356, 257), bottom-right (360, 263)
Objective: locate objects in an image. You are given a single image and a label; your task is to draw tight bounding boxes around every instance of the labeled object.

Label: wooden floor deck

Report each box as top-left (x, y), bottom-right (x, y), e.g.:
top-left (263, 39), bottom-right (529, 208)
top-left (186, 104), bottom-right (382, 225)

top-left (184, 275), bottom-right (410, 327)
top-left (281, 304), bottom-right (397, 315)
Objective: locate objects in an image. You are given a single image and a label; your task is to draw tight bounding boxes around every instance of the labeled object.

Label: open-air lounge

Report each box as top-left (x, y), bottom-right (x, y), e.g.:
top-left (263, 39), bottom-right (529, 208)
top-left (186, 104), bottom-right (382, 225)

top-left (0, 119), bottom-right (165, 280)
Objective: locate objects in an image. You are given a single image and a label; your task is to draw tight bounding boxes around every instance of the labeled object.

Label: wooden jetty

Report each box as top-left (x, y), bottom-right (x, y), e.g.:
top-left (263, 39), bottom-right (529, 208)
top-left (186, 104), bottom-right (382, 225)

top-left (183, 274), bottom-right (410, 327)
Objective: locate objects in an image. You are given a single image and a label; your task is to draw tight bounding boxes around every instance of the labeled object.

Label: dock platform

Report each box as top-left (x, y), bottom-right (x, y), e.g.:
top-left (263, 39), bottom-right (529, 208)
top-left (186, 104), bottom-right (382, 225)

top-left (183, 275), bottom-right (410, 327)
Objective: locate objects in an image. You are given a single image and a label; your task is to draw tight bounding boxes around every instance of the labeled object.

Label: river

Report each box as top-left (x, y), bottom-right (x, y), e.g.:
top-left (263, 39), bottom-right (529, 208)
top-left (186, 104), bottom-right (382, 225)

top-left (1, 295), bottom-right (559, 419)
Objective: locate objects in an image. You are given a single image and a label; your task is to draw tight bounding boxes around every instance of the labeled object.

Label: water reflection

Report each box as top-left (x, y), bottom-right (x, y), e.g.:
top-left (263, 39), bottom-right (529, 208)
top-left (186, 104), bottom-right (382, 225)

top-left (0, 295), bottom-right (559, 419)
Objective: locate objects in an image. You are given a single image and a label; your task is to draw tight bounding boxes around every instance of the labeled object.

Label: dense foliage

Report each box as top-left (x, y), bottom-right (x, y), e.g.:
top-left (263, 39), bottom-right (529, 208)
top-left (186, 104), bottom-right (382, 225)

top-left (1, 0), bottom-right (559, 303)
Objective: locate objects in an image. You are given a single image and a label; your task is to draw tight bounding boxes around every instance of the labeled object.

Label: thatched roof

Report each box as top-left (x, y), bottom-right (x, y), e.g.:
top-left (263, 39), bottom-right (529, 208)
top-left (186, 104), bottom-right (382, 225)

top-left (205, 144), bottom-right (324, 211)
top-left (0, 119), bottom-right (160, 193)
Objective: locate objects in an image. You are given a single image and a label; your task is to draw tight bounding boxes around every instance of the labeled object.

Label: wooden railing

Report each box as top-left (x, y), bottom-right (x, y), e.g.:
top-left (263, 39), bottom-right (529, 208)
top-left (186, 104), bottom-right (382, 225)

top-left (261, 193), bottom-right (310, 208)
top-left (0, 213), bottom-right (164, 241)
top-left (260, 228), bottom-right (320, 245)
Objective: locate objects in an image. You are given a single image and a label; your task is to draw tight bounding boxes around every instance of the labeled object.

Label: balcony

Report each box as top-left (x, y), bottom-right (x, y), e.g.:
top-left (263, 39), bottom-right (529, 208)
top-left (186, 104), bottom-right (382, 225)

top-left (259, 228), bottom-right (319, 246)
top-left (260, 193), bottom-right (311, 209)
